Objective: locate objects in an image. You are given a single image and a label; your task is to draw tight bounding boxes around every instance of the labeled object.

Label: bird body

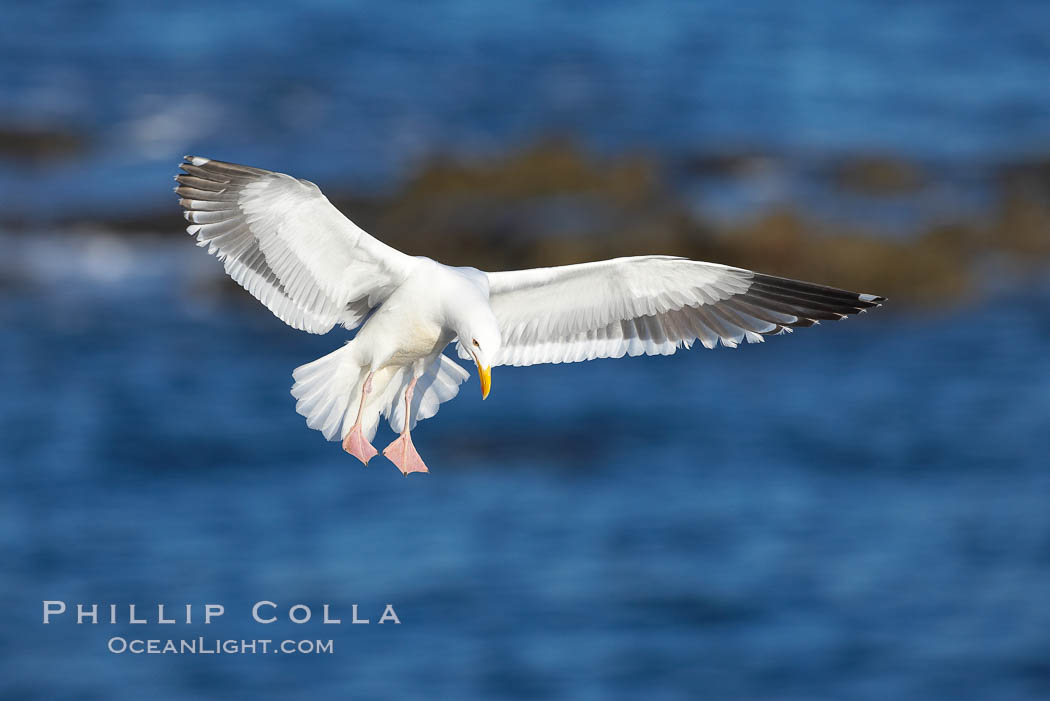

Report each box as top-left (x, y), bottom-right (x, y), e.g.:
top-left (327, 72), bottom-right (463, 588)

top-left (351, 259), bottom-right (457, 368)
top-left (177, 156), bottom-right (884, 475)
top-left (289, 259), bottom-right (493, 472)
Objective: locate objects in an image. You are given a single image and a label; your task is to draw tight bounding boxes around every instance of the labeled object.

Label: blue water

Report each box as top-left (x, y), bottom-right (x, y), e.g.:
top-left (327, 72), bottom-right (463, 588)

top-left (1, 236), bottom-right (1049, 699)
top-left (3, 1), bottom-right (1050, 695)
top-left (2, 0), bottom-right (1049, 220)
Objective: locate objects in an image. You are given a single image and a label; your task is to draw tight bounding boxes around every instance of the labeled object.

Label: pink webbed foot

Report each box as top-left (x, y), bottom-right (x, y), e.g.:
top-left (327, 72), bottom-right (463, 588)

top-left (342, 424), bottom-right (378, 465)
top-left (383, 433), bottom-right (429, 476)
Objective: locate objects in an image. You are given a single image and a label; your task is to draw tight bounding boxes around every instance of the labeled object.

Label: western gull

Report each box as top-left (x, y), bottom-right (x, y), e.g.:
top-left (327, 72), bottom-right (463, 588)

top-left (176, 156), bottom-right (885, 475)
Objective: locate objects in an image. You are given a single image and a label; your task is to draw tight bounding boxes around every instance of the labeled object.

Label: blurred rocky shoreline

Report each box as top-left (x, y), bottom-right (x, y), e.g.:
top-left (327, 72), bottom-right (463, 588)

top-left (3, 137), bottom-right (1048, 307)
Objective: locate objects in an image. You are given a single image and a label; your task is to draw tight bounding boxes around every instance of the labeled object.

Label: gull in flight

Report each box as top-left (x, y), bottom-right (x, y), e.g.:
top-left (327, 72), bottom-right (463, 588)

top-left (176, 157), bottom-right (885, 475)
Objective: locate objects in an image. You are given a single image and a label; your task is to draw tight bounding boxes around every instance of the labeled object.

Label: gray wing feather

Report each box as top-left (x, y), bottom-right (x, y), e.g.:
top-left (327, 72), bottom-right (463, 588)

top-left (483, 256), bottom-right (884, 367)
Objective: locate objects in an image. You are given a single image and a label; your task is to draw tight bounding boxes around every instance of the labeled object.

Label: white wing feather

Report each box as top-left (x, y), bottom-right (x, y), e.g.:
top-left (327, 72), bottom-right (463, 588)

top-left (482, 256), bottom-right (883, 367)
top-left (176, 156), bottom-right (416, 334)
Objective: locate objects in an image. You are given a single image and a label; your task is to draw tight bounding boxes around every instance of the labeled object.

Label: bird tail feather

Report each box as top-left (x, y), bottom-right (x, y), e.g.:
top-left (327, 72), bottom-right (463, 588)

top-left (291, 346), bottom-right (470, 444)
top-left (291, 343), bottom-right (378, 442)
top-left (383, 355), bottom-right (471, 434)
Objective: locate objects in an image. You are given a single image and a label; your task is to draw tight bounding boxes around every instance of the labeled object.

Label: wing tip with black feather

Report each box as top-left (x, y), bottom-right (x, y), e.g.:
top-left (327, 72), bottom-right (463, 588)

top-left (747, 273), bottom-right (884, 322)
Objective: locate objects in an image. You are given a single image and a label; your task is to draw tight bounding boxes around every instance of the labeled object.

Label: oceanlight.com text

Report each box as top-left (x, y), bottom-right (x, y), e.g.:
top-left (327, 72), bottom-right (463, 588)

top-left (107, 637), bottom-right (334, 655)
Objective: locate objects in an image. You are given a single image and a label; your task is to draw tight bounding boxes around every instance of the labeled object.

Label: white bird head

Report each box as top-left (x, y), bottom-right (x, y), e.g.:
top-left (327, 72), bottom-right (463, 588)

top-left (457, 311), bottom-right (501, 400)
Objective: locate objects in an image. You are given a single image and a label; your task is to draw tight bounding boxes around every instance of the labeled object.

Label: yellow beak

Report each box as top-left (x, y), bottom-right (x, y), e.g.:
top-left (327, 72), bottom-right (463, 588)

top-left (477, 363), bottom-right (491, 400)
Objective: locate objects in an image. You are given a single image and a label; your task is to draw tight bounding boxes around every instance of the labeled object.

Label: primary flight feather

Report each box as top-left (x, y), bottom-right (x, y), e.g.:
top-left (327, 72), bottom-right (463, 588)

top-left (176, 156), bottom-right (884, 475)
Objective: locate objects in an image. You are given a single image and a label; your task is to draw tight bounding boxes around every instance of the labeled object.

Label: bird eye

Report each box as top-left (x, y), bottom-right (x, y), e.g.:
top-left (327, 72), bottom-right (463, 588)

top-left (472, 338), bottom-right (480, 347)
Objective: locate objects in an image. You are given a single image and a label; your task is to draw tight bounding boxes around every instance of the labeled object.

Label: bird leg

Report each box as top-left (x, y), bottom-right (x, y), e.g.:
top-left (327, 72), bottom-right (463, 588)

top-left (342, 372), bottom-right (378, 465)
top-left (383, 376), bottom-right (429, 476)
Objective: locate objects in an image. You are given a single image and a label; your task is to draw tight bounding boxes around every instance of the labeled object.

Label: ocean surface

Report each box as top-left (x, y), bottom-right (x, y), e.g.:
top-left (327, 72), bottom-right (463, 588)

top-left (1, 234), bottom-right (1048, 699)
top-left (2, 1), bottom-right (1050, 697)
top-left (1, 0), bottom-right (1049, 222)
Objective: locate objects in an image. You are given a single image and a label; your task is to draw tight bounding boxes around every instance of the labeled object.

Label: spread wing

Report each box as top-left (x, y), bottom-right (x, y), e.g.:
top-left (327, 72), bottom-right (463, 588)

top-left (176, 156), bottom-right (417, 334)
top-left (483, 256), bottom-right (884, 367)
